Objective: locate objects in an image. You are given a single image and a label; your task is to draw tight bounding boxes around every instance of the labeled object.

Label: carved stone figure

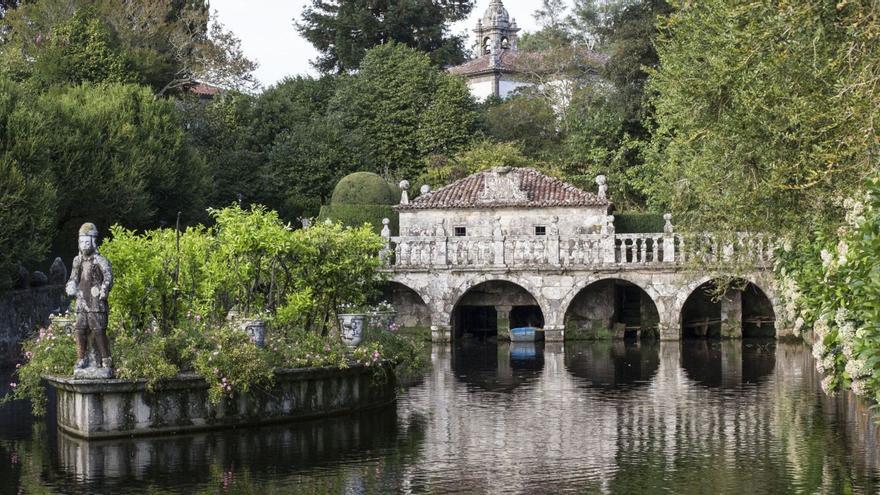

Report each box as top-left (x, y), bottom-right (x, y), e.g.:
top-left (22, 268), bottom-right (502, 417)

top-left (663, 213), bottom-right (674, 234)
top-left (595, 175), bottom-right (608, 200)
top-left (66, 223), bottom-right (114, 378)
top-left (49, 257), bottom-right (67, 285)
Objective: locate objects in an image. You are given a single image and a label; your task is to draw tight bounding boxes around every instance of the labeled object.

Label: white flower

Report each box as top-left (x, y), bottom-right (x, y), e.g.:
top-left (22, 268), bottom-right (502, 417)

top-left (842, 341), bottom-right (856, 360)
top-left (812, 339), bottom-right (826, 360)
top-left (814, 315), bottom-right (830, 339)
top-left (783, 239), bottom-right (793, 252)
top-left (850, 378), bottom-right (868, 397)
top-left (837, 240), bottom-right (848, 266)
top-left (822, 354), bottom-right (836, 373)
top-left (794, 317), bottom-right (805, 334)
top-left (820, 249), bottom-right (833, 269)
top-left (834, 307), bottom-right (852, 328)
top-left (821, 376), bottom-right (837, 395)
top-left (845, 358), bottom-right (869, 379)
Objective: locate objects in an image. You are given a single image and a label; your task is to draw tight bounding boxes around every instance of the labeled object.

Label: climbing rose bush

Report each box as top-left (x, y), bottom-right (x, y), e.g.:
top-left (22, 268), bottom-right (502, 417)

top-left (775, 178), bottom-right (880, 399)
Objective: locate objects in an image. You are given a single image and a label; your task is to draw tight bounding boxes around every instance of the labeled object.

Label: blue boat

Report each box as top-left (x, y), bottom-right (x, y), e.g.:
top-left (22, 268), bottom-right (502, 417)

top-left (510, 326), bottom-right (543, 342)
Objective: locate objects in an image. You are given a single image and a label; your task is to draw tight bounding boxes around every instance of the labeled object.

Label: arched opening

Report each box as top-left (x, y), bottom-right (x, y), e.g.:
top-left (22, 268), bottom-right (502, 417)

top-left (680, 278), bottom-right (776, 339)
top-left (564, 279), bottom-right (660, 340)
top-left (483, 37), bottom-right (492, 54)
top-left (380, 281), bottom-right (430, 331)
top-left (500, 37), bottom-right (510, 49)
top-left (451, 280), bottom-right (544, 341)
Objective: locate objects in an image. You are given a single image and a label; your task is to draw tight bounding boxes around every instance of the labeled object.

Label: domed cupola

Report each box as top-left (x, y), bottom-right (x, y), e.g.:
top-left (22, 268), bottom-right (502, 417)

top-left (474, 0), bottom-right (520, 56)
top-left (482, 0), bottom-right (510, 26)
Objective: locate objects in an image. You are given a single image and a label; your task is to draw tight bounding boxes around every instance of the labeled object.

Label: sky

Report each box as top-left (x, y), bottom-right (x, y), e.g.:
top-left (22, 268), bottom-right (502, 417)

top-left (209, 0), bottom-right (554, 90)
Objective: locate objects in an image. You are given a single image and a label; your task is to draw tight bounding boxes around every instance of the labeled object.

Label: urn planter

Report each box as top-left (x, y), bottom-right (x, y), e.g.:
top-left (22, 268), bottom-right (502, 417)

top-left (338, 313), bottom-right (366, 347)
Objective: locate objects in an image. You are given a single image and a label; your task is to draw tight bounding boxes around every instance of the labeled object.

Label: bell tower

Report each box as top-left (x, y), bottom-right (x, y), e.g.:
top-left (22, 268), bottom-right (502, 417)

top-left (473, 0), bottom-right (520, 62)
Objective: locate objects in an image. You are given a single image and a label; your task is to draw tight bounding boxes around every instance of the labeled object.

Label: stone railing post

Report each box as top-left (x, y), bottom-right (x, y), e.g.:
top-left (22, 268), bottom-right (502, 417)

top-left (602, 215), bottom-right (616, 264)
top-left (379, 218), bottom-right (392, 266)
top-left (662, 213), bottom-right (675, 263)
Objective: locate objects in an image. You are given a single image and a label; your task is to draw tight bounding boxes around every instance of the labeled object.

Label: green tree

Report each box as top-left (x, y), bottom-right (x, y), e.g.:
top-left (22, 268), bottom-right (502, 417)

top-left (329, 43), bottom-right (477, 179)
top-left (0, 157), bottom-right (56, 289)
top-left (247, 75), bottom-right (339, 151)
top-left (646, 0), bottom-right (878, 234)
top-left (0, 1), bottom-right (257, 94)
top-left (3, 82), bottom-right (209, 256)
top-left (297, 0), bottom-right (474, 73)
top-left (422, 140), bottom-right (537, 187)
top-left (482, 94), bottom-right (560, 157)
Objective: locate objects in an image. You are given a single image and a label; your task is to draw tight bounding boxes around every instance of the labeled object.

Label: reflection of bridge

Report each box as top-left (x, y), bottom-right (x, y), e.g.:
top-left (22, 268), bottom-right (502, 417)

top-left (381, 230), bottom-right (784, 342)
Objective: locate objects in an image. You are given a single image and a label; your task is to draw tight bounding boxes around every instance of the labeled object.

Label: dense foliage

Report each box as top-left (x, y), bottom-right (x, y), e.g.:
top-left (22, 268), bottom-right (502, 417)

top-left (4, 206), bottom-right (424, 413)
top-left (0, 0), bottom-right (257, 94)
top-left (646, 0), bottom-right (879, 400)
top-left (297, 0), bottom-right (474, 73)
top-left (646, 0), bottom-right (877, 233)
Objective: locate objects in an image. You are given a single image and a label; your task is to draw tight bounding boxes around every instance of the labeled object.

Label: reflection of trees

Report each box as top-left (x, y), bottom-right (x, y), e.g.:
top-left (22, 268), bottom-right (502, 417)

top-left (564, 340), bottom-right (660, 394)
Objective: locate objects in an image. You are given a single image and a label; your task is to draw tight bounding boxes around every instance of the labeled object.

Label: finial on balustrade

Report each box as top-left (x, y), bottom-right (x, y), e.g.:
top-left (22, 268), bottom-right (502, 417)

top-left (663, 213), bottom-right (674, 234)
top-left (595, 175), bottom-right (608, 200)
top-left (381, 218), bottom-right (391, 239)
top-left (399, 180), bottom-right (410, 205)
top-left (420, 184), bottom-right (431, 195)
top-left (605, 215), bottom-right (615, 235)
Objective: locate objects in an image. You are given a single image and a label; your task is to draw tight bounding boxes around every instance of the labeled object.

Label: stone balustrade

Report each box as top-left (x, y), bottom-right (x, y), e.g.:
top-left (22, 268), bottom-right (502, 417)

top-left (383, 231), bottom-right (773, 270)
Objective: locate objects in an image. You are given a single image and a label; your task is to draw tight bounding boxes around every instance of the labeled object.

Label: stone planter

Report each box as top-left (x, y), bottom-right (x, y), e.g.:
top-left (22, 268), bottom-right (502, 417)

top-left (338, 313), bottom-right (366, 347)
top-left (49, 314), bottom-right (75, 335)
top-left (43, 363), bottom-right (396, 439)
top-left (241, 319), bottom-right (266, 348)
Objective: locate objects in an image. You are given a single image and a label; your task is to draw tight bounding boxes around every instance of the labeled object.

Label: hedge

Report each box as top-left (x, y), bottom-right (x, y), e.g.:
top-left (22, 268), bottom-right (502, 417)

top-left (614, 213), bottom-right (665, 233)
top-left (317, 204), bottom-right (399, 235)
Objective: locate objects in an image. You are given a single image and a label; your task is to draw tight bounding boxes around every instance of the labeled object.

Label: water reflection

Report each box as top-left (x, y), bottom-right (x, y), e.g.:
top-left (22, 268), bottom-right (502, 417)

top-left (680, 339), bottom-right (776, 388)
top-left (450, 341), bottom-right (544, 391)
top-left (565, 340), bottom-right (660, 392)
top-left (3, 341), bottom-right (880, 493)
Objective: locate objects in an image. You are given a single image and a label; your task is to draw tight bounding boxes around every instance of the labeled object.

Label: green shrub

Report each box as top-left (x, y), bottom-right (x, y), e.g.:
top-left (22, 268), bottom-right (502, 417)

top-left (614, 213), bottom-right (665, 233)
top-left (318, 204), bottom-right (398, 234)
top-left (4, 205), bottom-right (397, 414)
top-left (330, 172), bottom-right (396, 205)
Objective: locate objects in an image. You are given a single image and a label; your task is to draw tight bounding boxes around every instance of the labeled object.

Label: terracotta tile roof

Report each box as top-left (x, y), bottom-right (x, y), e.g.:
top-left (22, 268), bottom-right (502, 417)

top-left (397, 167), bottom-right (609, 210)
top-left (447, 48), bottom-right (607, 77)
top-left (188, 82), bottom-right (223, 96)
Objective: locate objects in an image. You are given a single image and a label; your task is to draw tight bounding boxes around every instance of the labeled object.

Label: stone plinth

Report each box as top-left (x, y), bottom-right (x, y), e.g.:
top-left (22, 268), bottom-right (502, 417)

top-left (44, 364), bottom-right (396, 439)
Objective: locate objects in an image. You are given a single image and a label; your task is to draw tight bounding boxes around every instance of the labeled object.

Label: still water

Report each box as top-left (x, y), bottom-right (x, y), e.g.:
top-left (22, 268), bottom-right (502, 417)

top-left (2, 340), bottom-right (880, 494)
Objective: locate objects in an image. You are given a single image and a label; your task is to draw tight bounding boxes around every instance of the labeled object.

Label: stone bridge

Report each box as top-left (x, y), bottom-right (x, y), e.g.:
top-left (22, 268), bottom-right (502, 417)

top-left (379, 229), bottom-right (785, 343)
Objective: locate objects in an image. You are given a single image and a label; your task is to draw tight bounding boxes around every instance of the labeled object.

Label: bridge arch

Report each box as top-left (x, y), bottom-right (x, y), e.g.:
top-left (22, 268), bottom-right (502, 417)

top-left (381, 280), bottom-right (432, 330)
top-left (561, 276), bottom-right (662, 340)
top-left (448, 275), bottom-right (548, 341)
top-left (678, 276), bottom-right (777, 339)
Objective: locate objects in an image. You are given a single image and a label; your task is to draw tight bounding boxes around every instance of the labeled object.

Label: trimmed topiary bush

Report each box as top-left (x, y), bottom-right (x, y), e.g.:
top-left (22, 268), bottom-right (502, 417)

top-left (330, 172), bottom-right (396, 205)
top-left (614, 213), bottom-right (665, 233)
top-left (321, 172), bottom-right (400, 233)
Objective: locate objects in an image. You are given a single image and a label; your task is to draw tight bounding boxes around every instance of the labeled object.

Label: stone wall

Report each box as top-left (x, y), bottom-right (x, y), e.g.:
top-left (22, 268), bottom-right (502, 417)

top-left (399, 206), bottom-right (608, 238)
top-left (45, 364), bottom-right (397, 439)
top-left (0, 285), bottom-right (69, 368)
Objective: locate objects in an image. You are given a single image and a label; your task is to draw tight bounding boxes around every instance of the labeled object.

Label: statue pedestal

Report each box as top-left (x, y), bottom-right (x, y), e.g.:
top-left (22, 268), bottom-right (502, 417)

top-left (73, 366), bottom-right (113, 380)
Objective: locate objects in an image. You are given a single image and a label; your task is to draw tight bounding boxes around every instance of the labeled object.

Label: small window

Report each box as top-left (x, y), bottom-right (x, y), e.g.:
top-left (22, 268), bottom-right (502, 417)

top-left (454, 226), bottom-right (467, 237)
top-left (535, 226), bottom-right (546, 236)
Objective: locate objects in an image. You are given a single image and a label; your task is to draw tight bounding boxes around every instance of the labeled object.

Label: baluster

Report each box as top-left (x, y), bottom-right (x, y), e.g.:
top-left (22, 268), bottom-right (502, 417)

top-left (639, 238), bottom-right (646, 264)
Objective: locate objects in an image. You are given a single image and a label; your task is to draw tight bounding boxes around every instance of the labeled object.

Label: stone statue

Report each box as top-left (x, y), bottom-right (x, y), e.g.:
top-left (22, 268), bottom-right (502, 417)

top-left (663, 213), bottom-right (674, 234)
top-left (595, 175), bottom-right (608, 200)
top-left (66, 223), bottom-right (114, 378)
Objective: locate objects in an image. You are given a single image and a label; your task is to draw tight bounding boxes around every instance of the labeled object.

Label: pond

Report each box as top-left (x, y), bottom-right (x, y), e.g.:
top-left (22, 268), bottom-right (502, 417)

top-left (2, 340), bottom-right (880, 494)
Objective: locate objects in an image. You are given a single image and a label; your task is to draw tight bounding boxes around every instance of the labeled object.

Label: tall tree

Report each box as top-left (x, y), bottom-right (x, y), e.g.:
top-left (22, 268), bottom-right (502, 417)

top-left (646, 0), bottom-right (879, 234)
top-left (297, 0), bottom-right (474, 73)
top-left (3, 82), bottom-right (209, 256)
top-left (0, 0), bottom-right (257, 94)
top-left (328, 42), bottom-right (477, 179)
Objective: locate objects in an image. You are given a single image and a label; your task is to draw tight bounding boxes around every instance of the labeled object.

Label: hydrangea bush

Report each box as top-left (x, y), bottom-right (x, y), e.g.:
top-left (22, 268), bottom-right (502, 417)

top-left (775, 178), bottom-right (880, 399)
